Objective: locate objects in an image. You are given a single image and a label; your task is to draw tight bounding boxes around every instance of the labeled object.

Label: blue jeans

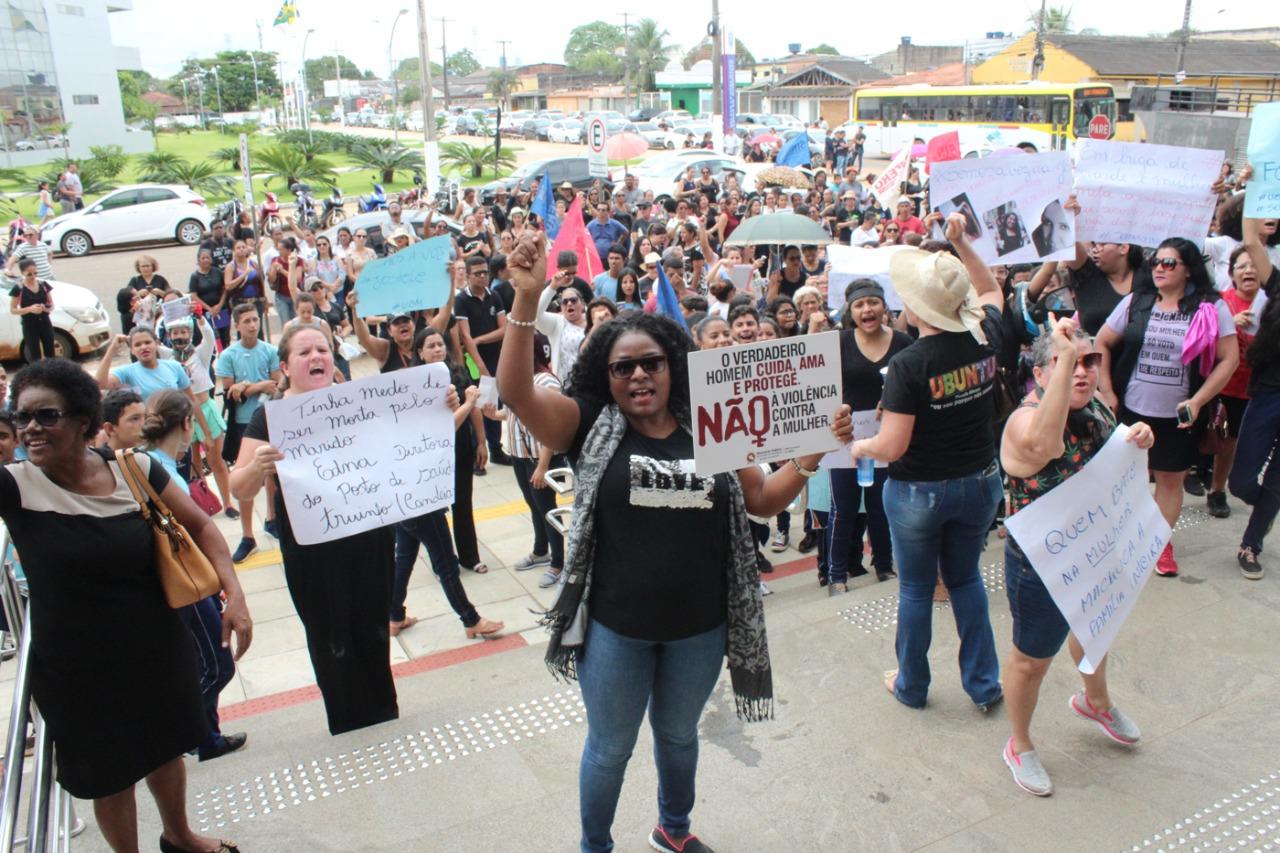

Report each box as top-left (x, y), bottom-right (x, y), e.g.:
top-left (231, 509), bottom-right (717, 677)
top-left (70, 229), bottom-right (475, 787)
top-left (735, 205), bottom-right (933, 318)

top-left (177, 595), bottom-right (236, 751)
top-left (274, 293), bottom-right (297, 324)
top-left (512, 456), bottom-right (563, 568)
top-left (392, 509), bottom-right (479, 627)
top-left (884, 466), bottom-right (1003, 708)
top-left (827, 467), bottom-right (892, 584)
top-left (1228, 388), bottom-right (1280, 553)
top-left (577, 619), bottom-right (727, 853)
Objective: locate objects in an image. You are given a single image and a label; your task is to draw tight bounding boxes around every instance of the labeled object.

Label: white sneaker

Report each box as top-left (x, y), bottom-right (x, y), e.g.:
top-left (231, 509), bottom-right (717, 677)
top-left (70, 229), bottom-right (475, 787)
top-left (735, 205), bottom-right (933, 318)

top-left (537, 569), bottom-right (562, 589)
top-left (1003, 737), bottom-right (1052, 796)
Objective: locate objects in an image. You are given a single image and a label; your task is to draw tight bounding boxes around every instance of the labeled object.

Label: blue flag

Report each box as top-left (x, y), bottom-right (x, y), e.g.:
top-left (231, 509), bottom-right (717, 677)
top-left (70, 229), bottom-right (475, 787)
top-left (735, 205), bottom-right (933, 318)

top-left (776, 131), bottom-right (811, 168)
top-left (531, 175), bottom-right (560, 240)
top-left (653, 264), bottom-right (689, 334)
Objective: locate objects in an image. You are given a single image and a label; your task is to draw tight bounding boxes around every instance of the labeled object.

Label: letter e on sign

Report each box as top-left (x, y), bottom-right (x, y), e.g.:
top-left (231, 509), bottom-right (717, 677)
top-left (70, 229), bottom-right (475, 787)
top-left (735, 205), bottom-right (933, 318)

top-left (588, 118), bottom-right (606, 153)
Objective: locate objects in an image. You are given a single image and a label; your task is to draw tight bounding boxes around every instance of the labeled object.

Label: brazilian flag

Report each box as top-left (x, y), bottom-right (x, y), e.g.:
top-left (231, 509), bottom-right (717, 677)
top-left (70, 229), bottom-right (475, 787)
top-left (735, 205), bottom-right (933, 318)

top-left (273, 1), bottom-right (299, 26)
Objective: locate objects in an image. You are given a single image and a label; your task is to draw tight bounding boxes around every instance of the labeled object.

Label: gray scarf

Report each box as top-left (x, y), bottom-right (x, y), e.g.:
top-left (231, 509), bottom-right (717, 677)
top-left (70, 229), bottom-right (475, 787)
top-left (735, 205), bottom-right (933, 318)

top-left (540, 403), bottom-right (773, 721)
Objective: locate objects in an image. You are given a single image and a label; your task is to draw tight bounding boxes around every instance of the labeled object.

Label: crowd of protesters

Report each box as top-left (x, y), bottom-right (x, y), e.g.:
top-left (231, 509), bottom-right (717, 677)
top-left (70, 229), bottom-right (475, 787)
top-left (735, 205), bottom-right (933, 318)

top-left (0, 132), bottom-right (1276, 853)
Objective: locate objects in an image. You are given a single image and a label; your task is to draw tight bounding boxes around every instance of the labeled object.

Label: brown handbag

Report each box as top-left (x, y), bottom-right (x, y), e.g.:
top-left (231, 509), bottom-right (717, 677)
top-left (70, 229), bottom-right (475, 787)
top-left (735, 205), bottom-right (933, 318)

top-left (114, 449), bottom-right (221, 608)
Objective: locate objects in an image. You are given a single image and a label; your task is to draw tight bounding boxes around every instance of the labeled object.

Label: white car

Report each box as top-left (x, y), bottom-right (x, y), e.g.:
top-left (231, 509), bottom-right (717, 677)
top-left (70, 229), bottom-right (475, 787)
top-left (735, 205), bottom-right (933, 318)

top-left (40, 184), bottom-right (211, 257)
top-left (547, 120), bottom-right (585, 144)
top-left (0, 277), bottom-right (112, 361)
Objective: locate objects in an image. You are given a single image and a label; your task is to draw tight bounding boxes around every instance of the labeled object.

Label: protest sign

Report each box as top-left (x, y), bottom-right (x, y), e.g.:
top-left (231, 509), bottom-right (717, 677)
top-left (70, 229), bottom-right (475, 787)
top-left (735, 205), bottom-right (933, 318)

top-left (266, 363), bottom-right (456, 545)
top-left (730, 264), bottom-right (754, 290)
top-left (825, 244), bottom-right (908, 313)
top-left (161, 296), bottom-right (192, 325)
top-left (1073, 140), bottom-right (1222, 249)
top-left (820, 408), bottom-right (884, 469)
top-left (871, 147), bottom-right (911, 209)
top-left (1003, 425), bottom-right (1171, 674)
top-left (929, 151), bottom-right (1075, 265)
top-left (688, 332), bottom-right (843, 476)
top-left (477, 376), bottom-right (498, 408)
top-left (1245, 102), bottom-right (1280, 218)
top-left (924, 131), bottom-right (961, 176)
top-left (353, 235), bottom-right (454, 316)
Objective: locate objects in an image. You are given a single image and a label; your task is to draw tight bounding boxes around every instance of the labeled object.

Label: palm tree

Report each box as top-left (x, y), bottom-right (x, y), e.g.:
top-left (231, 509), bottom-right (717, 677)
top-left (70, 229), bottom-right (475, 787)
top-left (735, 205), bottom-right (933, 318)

top-left (439, 142), bottom-right (518, 179)
top-left (138, 150), bottom-right (182, 175)
top-left (212, 145), bottom-right (247, 172)
top-left (254, 144), bottom-right (338, 189)
top-left (488, 70), bottom-right (517, 111)
top-left (1028, 5), bottom-right (1074, 32)
top-left (626, 19), bottom-right (670, 92)
top-left (142, 158), bottom-right (237, 196)
top-left (347, 139), bottom-right (424, 184)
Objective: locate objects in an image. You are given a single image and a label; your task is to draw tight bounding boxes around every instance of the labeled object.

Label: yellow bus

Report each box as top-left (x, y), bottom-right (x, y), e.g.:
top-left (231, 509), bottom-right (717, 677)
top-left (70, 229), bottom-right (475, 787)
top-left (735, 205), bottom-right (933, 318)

top-left (848, 82), bottom-right (1118, 158)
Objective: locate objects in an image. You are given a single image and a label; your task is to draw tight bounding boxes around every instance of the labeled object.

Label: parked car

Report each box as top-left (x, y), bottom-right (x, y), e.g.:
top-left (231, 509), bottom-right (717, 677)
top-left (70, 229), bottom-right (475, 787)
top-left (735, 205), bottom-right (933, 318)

top-left (652, 109), bottom-right (693, 124)
top-left (628, 152), bottom-right (745, 206)
top-left (781, 127), bottom-right (828, 160)
top-left (0, 277), bottom-right (112, 361)
top-left (480, 157), bottom-right (613, 204)
top-left (454, 114), bottom-right (483, 136)
top-left (500, 111), bottom-right (533, 135)
top-left (635, 121), bottom-right (667, 148)
top-left (628, 106), bottom-right (665, 122)
top-left (40, 184), bottom-right (211, 258)
top-left (547, 119), bottom-right (585, 145)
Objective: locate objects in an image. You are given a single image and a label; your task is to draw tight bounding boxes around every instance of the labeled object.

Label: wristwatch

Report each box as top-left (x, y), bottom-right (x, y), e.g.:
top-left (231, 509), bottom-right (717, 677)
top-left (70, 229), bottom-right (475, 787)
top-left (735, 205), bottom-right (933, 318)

top-left (791, 458), bottom-right (819, 478)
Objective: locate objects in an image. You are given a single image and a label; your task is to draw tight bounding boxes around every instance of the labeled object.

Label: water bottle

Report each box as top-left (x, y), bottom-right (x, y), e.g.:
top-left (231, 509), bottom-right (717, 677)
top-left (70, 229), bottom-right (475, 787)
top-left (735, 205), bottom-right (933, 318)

top-left (857, 456), bottom-right (875, 487)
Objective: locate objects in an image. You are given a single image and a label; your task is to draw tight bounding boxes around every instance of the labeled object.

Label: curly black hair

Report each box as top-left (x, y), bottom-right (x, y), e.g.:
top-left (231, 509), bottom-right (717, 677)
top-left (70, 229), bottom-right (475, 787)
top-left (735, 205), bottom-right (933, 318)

top-left (10, 357), bottom-right (102, 440)
top-left (567, 312), bottom-right (694, 417)
top-left (1217, 193), bottom-right (1280, 246)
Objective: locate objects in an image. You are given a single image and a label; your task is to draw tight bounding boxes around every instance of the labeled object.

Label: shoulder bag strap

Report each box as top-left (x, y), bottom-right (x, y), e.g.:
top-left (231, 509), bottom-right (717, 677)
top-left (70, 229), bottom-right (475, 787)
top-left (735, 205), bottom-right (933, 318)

top-left (114, 448), bottom-right (153, 522)
top-left (120, 449), bottom-right (176, 518)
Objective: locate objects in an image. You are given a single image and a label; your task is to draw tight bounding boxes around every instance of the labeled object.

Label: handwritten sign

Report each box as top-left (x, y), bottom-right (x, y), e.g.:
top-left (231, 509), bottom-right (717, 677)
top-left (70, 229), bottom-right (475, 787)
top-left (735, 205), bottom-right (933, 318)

top-left (354, 235), bottom-right (454, 317)
top-left (1245, 102), bottom-right (1280, 218)
top-left (1003, 425), bottom-right (1172, 673)
top-left (161, 296), bottom-right (193, 325)
top-left (924, 131), bottom-right (961, 176)
top-left (1074, 140), bottom-right (1223, 249)
top-left (821, 408), bottom-right (884, 469)
top-left (825, 244), bottom-right (908, 313)
top-left (266, 364), bottom-right (456, 545)
top-left (871, 146), bottom-right (911, 209)
top-left (477, 375), bottom-right (498, 407)
top-left (688, 332), bottom-right (843, 476)
top-left (930, 151), bottom-right (1075, 265)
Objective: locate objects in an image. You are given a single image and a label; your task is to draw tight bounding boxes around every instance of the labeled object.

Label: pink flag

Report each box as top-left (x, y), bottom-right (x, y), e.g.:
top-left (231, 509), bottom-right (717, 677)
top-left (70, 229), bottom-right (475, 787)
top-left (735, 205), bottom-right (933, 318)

top-left (926, 131), bottom-right (961, 174)
top-left (545, 196), bottom-right (604, 282)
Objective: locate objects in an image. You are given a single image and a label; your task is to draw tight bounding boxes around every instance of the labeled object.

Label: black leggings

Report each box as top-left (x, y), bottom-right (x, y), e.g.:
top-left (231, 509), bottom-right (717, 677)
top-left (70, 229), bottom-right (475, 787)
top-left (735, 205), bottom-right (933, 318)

top-left (21, 316), bottom-right (55, 360)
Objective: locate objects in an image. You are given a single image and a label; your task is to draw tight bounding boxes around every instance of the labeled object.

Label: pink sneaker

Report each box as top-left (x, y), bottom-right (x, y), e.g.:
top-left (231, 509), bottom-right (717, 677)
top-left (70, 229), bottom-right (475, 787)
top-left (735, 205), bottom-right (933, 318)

top-left (1155, 543), bottom-right (1178, 577)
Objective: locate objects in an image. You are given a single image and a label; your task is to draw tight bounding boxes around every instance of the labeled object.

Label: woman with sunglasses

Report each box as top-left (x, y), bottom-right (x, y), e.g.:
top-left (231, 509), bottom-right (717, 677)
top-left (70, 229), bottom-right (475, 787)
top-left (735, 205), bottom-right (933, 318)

top-left (313, 235), bottom-right (346, 297)
top-left (9, 258), bottom-right (55, 361)
top-left (498, 231), bottom-right (852, 853)
top-left (879, 221), bottom-right (902, 246)
top-left (535, 281), bottom-right (589, 380)
top-left (1, 359), bottom-right (250, 852)
top-left (1095, 240), bottom-right (1239, 577)
top-left (343, 228), bottom-right (377, 283)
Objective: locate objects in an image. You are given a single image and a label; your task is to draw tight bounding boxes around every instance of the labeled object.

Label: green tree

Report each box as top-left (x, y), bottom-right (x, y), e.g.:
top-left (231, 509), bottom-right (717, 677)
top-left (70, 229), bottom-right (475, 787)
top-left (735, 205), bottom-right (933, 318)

top-left (446, 49), bottom-right (481, 77)
top-left (171, 52), bottom-right (279, 112)
top-left (576, 50), bottom-right (622, 75)
top-left (682, 38), bottom-right (756, 69)
top-left (88, 145), bottom-right (128, 179)
top-left (393, 57), bottom-right (443, 81)
top-left (254, 144), bottom-right (337, 189)
top-left (565, 21), bottom-right (623, 69)
top-left (806, 43), bottom-right (840, 55)
top-left (1028, 5), bottom-right (1074, 32)
top-left (399, 84), bottom-right (420, 107)
top-left (625, 19), bottom-right (669, 93)
top-left (348, 139), bottom-right (424, 183)
top-left (488, 69), bottom-right (517, 109)
top-left (440, 141), bottom-right (516, 179)
top-left (304, 56), bottom-right (366, 99)
top-left (140, 158), bottom-right (236, 196)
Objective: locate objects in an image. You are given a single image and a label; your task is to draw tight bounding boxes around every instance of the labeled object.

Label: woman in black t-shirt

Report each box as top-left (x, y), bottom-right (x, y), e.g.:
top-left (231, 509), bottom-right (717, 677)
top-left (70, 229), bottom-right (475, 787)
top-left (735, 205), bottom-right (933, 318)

top-left (188, 248), bottom-right (229, 347)
top-left (9, 258), bottom-right (55, 360)
top-left (850, 214), bottom-right (1006, 711)
top-left (498, 235), bottom-right (851, 853)
top-left (828, 280), bottom-right (913, 593)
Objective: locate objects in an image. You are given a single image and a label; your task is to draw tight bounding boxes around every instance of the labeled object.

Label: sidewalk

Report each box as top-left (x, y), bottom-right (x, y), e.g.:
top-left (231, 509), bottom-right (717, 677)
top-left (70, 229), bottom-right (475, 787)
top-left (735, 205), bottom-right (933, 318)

top-left (2, 388), bottom-right (1276, 849)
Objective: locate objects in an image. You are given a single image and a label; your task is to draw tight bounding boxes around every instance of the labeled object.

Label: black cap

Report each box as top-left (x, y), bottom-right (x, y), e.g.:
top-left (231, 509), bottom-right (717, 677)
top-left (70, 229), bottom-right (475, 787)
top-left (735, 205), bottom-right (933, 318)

top-left (390, 313), bottom-right (414, 324)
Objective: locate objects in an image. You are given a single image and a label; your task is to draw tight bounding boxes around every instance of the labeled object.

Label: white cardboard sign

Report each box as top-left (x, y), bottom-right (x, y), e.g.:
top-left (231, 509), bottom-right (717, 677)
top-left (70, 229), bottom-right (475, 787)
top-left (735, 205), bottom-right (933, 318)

top-left (1073, 140), bottom-right (1223, 249)
top-left (929, 151), bottom-right (1076, 265)
top-left (1003, 425), bottom-right (1171, 673)
top-left (688, 332), bottom-right (843, 476)
top-left (266, 364), bottom-right (456, 545)
top-left (825, 244), bottom-right (908, 313)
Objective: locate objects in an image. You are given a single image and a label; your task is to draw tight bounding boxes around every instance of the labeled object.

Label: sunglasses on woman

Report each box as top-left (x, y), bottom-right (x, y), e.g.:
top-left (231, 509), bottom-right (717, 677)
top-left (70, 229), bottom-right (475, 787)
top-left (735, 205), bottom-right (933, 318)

top-left (13, 408), bottom-right (66, 429)
top-left (607, 355), bottom-right (668, 380)
top-left (1054, 353), bottom-right (1103, 370)
top-left (1149, 257), bottom-right (1183, 270)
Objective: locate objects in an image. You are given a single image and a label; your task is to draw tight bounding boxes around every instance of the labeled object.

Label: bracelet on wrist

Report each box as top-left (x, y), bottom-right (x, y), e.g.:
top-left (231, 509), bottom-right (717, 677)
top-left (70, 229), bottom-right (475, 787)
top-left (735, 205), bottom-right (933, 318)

top-left (791, 458), bottom-right (819, 478)
top-left (508, 316), bottom-right (537, 328)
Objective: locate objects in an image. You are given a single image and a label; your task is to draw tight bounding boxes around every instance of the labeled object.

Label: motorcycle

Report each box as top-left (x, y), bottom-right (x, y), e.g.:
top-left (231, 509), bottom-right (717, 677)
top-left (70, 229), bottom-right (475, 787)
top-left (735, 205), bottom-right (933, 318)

top-left (358, 182), bottom-right (387, 214)
top-left (211, 198), bottom-right (242, 232)
top-left (432, 177), bottom-right (459, 213)
top-left (290, 183), bottom-right (318, 229)
top-left (258, 192), bottom-right (281, 232)
top-left (320, 187), bottom-right (346, 229)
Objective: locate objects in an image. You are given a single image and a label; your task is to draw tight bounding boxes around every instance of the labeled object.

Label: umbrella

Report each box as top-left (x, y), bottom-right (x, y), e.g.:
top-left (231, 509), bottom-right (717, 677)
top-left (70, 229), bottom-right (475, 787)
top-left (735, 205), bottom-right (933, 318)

top-left (723, 213), bottom-right (834, 247)
top-left (605, 131), bottom-right (649, 162)
top-left (753, 165), bottom-right (811, 189)
top-left (751, 132), bottom-right (782, 147)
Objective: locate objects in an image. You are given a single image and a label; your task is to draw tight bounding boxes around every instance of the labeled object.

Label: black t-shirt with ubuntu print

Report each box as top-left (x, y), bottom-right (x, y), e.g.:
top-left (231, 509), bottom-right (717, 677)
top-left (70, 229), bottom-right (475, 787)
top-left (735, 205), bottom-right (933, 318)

top-left (880, 304), bottom-right (1006, 482)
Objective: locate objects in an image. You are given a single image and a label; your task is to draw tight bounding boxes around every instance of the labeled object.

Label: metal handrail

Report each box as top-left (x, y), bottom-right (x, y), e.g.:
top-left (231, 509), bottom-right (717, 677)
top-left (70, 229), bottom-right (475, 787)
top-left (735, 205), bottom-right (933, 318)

top-left (0, 527), bottom-right (82, 851)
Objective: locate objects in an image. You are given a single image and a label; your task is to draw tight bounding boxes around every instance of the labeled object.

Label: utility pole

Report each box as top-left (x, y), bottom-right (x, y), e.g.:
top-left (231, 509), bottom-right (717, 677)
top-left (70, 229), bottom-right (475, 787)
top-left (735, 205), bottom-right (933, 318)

top-left (416, 0), bottom-right (439, 192)
top-left (211, 66), bottom-right (223, 117)
top-left (620, 13), bottom-right (631, 108)
top-left (389, 9), bottom-right (408, 144)
top-left (301, 27), bottom-right (316, 143)
top-left (1174, 0), bottom-right (1193, 83)
top-left (256, 19), bottom-right (264, 51)
top-left (434, 17), bottom-right (453, 110)
top-left (334, 51), bottom-right (342, 126)
top-left (710, 0), bottom-right (722, 119)
top-left (1031, 0), bottom-right (1047, 80)
top-left (496, 39), bottom-right (510, 69)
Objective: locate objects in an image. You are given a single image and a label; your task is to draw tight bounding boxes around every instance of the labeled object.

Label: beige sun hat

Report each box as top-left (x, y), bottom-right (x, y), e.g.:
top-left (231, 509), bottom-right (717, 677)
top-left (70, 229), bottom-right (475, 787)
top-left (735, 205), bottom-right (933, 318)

top-left (889, 248), bottom-right (988, 343)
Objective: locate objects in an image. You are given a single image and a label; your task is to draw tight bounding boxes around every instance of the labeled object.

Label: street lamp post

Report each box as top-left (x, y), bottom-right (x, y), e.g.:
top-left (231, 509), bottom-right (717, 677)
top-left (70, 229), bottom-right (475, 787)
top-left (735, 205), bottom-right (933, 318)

top-left (415, 0), bottom-right (439, 192)
top-left (248, 52), bottom-right (261, 111)
top-left (389, 8), bottom-right (408, 144)
top-left (211, 66), bottom-right (224, 118)
top-left (301, 27), bottom-right (316, 143)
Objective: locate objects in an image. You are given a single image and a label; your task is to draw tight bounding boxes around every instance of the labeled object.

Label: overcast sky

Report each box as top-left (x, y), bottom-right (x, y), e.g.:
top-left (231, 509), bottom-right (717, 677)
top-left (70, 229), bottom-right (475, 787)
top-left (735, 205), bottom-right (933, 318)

top-left (110, 0), bottom-right (1272, 78)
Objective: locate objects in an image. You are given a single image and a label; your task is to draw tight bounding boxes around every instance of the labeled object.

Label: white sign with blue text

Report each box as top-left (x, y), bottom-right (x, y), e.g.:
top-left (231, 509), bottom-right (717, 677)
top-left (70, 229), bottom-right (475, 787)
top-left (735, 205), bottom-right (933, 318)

top-left (1003, 424), bottom-right (1171, 673)
top-left (266, 364), bottom-right (456, 545)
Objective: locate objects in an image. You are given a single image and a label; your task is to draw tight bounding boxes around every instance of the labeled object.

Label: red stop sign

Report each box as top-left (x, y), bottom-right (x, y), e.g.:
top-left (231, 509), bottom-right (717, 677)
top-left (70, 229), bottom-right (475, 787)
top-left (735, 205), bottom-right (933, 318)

top-left (1088, 114), bottom-right (1112, 140)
